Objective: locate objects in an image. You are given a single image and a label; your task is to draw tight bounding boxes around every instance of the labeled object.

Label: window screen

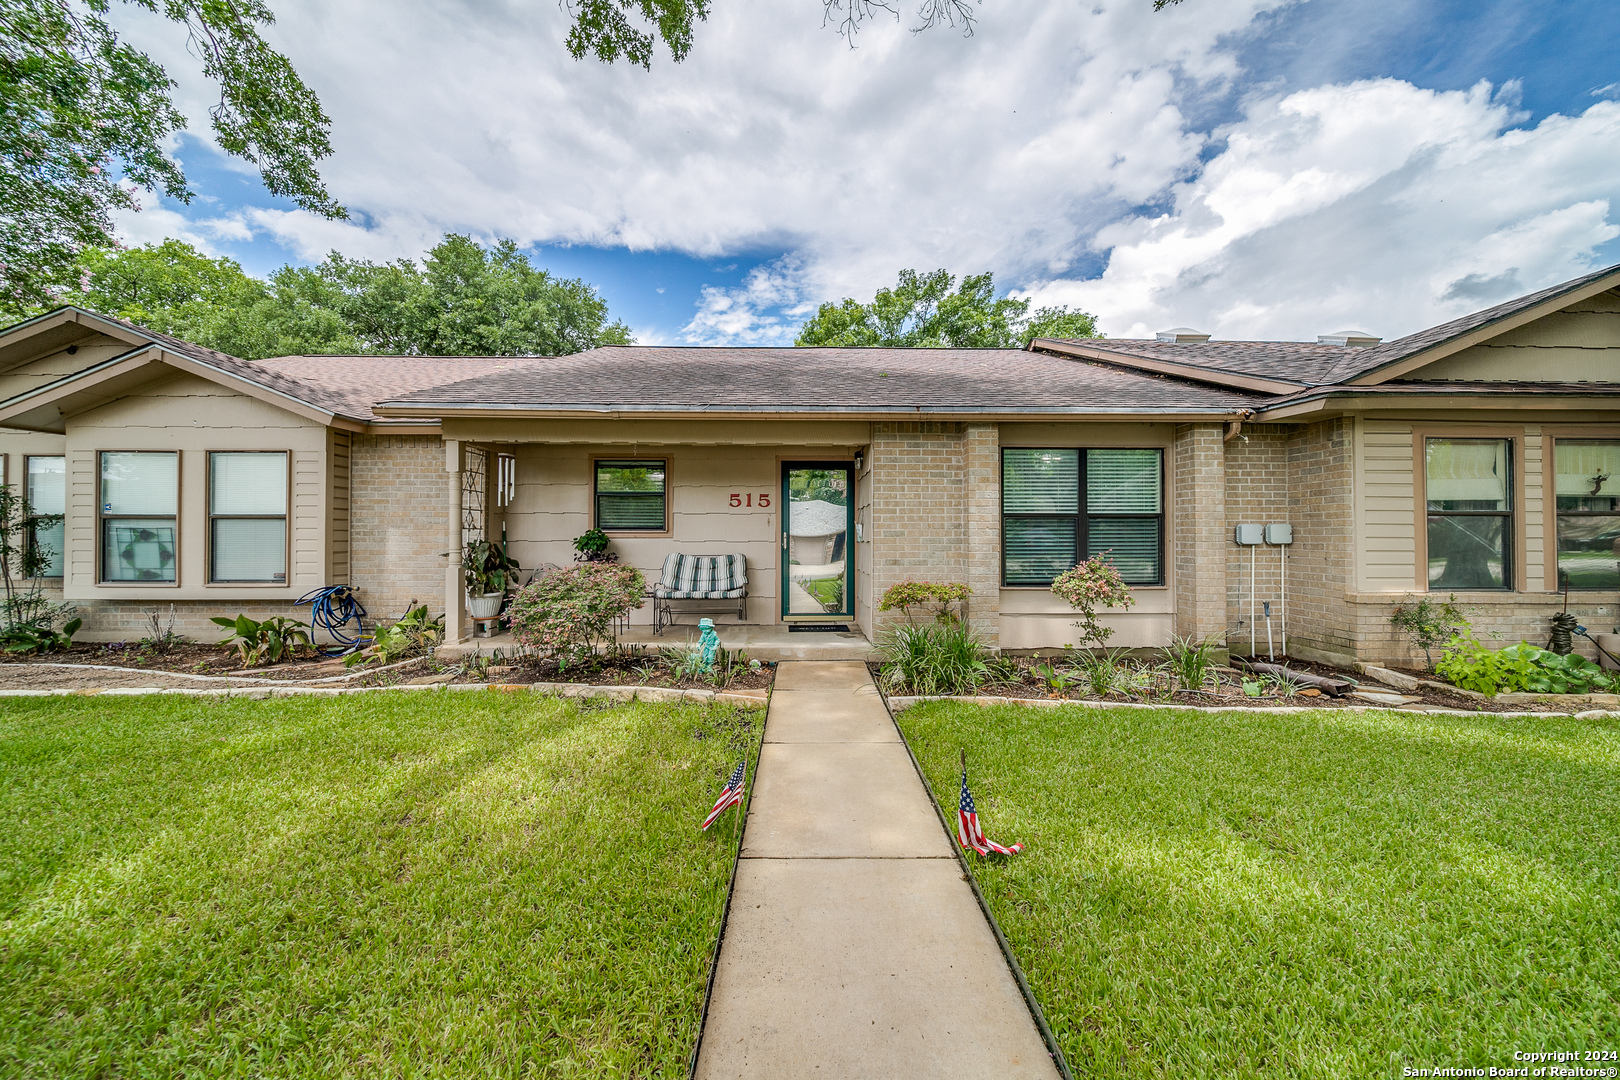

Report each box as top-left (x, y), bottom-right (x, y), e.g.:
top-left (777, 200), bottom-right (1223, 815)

top-left (1554, 439), bottom-right (1620, 590)
top-left (1002, 448), bottom-right (1163, 586)
top-left (210, 452), bottom-right (288, 583)
top-left (101, 451), bottom-right (178, 582)
top-left (1425, 438), bottom-right (1511, 590)
top-left (26, 456), bottom-right (65, 578)
top-left (595, 460), bottom-right (666, 531)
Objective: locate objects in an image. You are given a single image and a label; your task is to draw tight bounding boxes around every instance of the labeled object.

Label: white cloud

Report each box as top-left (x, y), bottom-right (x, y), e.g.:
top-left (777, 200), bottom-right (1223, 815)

top-left (1029, 81), bottom-right (1620, 341)
top-left (681, 257), bottom-right (817, 345)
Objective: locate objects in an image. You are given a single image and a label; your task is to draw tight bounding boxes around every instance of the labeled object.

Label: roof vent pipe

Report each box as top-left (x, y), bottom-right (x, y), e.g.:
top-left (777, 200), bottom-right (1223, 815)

top-left (1155, 327), bottom-right (1211, 343)
top-left (1317, 330), bottom-right (1381, 347)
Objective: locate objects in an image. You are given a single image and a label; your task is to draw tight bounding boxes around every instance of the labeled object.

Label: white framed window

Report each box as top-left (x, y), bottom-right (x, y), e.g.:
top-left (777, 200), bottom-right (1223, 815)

top-left (209, 451), bottom-right (289, 583)
top-left (25, 455), bottom-right (65, 578)
top-left (100, 451), bottom-right (179, 583)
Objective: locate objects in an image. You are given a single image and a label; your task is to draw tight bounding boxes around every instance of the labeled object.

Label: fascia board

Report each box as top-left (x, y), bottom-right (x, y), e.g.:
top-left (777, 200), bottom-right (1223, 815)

top-left (1254, 389), bottom-right (1620, 421)
top-left (1344, 268), bottom-right (1620, 385)
top-left (371, 403), bottom-right (1258, 422)
top-left (0, 307), bottom-right (152, 374)
top-left (1028, 338), bottom-right (1306, 395)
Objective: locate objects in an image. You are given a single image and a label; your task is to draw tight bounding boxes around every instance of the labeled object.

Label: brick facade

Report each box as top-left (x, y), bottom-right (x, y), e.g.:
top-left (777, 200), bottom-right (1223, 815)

top-left (350, 434), bottom-right (449, 625)
top-left (1172, 423), bottom-right (1227, 645)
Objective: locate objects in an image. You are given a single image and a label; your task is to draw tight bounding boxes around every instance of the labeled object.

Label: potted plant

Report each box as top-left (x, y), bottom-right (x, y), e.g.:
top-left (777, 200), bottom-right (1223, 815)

top-left (464, 539), bottom-right (521, 619)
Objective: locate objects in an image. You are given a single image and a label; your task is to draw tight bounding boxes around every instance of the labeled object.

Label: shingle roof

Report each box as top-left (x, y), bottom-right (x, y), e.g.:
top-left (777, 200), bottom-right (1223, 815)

top-left (1039, 262), bottom-right (1620, 391)
top-left (375, 345), bottom-right (1264, 414)
top-left (251, 355), bottom-right (545, 423)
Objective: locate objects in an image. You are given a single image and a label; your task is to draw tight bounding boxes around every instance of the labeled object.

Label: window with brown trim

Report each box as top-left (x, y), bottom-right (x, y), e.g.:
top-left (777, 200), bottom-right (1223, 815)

top-left (101, 451), bottom-right (178, 583)
top-left (209, 451), bottom-right (288, 583)
top-left (1554, 439), bottom-right (1620, 590)
top-left (594, 459), bottom-right (667, 531)
top-left (1424, 438), bottom-right (1512, 590)
top-left (25, 455), bottom-right (65, 578)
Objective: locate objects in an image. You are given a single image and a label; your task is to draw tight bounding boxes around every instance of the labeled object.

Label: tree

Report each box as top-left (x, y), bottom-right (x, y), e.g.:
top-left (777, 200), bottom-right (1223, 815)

top-left (793, 268), bottom-right (1097, 349)
top-left (56, 234), bottom-right (634, 358)
top-left (1, 0), bottom-right (342, 316)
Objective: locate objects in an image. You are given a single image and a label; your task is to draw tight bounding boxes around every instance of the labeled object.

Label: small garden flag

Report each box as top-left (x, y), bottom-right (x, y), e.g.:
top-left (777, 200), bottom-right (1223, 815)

top-left (702, 761), bottom-right (747, 830)
top-left (958, 767), bottom-right (1023, 856)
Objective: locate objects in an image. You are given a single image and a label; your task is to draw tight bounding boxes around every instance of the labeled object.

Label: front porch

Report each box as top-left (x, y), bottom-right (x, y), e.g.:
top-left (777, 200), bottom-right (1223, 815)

top-left (438, 622), bottom-right (878, 663)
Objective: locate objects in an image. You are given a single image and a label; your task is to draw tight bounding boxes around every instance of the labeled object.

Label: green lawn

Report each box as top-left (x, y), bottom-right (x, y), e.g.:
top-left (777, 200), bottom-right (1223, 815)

top-left (0, 692), bottom-right (760, 1078)
top-left (899, 702), bottom-right (1620, 1078)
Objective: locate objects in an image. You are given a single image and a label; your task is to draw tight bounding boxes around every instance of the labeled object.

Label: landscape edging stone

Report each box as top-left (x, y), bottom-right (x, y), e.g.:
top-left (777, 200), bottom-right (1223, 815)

top-left (0, 682), bottom-right (769, 708)
top-left (883, 694), bottom-right (1616, 721)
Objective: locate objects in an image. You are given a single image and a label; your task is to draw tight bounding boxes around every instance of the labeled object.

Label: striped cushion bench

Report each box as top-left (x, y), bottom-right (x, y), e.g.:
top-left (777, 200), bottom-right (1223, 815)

top-left (653, 553), bottom-right (749, 633)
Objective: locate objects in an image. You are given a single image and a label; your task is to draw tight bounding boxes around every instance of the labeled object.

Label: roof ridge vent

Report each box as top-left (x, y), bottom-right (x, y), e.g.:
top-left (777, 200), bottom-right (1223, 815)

top-left (1317, 330), bottom-right (1381, 347)
top-left (1155, 327), bottom-right (1211, 343)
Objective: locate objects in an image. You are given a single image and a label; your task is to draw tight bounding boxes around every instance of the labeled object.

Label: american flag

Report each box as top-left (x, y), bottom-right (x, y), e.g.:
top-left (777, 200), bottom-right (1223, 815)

top-left (702, 760), bottom-right (747, 830)
top-left (958, 770), bottom-right (1023, 856)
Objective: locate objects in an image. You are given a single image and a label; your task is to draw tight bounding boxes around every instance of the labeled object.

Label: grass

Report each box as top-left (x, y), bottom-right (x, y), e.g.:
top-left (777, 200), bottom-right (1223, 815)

top-left (898, 701), bottom-right (1620, 1077)
top-left (0, 692), bottom-right (760, 1078)
top-left (799, 575), bottom-right (844, 611)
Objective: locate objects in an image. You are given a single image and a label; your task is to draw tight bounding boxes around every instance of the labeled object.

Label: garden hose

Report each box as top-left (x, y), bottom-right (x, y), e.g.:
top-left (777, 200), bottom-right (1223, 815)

top-left (294, 585), bottom-right (369, 656)
top-left (1548, 612), bottom-right (1578, 655)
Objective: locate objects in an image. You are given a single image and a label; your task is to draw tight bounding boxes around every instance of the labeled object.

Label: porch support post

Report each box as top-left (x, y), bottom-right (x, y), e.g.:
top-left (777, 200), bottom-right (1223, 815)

top-left (964, 423), bottom-right (1001, 649)
top-left (445, 440), bottom-right (466, 644)
top-left (1172, 423), bottom-right (1227, 652)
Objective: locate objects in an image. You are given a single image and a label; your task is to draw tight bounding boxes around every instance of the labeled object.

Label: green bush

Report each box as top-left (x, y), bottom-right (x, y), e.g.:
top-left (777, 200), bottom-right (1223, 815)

top-left (1436, 630), bottom-right (1619, 696)
top-left (876, 621), bottom-right (991, 695)
top-left (508, 562), bottom-right (646, 670)
top-left (1166, 633), bottom-right (1221, 691)
top-left (0, 617), bottom-right (80, 655)
top-left (877, 580), bottom-right (971, 624)
top-left (1389, 593), bottom-right (1470, 669)
top-left (211, 614), bottom-right (310, 666)
top-left (1050, 555), bottom-right (1136, 649)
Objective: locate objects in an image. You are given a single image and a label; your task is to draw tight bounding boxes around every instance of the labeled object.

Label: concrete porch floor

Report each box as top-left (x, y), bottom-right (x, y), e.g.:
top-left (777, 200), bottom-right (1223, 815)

top-left (438, 622), bottom-right (878, 662)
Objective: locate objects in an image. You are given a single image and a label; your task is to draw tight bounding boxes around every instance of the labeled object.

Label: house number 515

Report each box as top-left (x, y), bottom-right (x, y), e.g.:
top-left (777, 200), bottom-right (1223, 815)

top-left (729, 493), bottom-right (771, 508)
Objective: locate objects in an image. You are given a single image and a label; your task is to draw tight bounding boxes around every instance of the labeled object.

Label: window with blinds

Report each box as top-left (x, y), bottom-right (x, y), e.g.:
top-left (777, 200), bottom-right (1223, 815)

top-left (25, 455), bottom-right (65, 578)
top-left (209, 452), bottom-right (289, 583)
top-left (595, 459), bottom-right (667, 531)
top-left (1002, 448), bottom-right (1164, 586)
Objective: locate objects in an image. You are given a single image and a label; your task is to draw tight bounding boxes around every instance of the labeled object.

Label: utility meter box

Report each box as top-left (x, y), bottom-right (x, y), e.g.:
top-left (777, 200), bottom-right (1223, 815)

top-left (1234, 523), bottom-right (1265, 546)
top-left (1265, 523), bottom-right (1294, 545)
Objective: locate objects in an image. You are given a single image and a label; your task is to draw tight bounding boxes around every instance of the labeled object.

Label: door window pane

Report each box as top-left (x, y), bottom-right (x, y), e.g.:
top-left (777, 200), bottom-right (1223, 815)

top-left (787, 467), bottom-right (849, 615)
top-left (595, 460), bottom-right (666, 531)
top-left (26, 456), bottom-right (64, 578)
top-left (102, 452), bottom-right (178, 515)
top-left (211, 452), bottom-right (287, 515)
top-left (103, 520), bottom-right (177, 582)
top-left (1087, 449), bottom-right (1161, 513)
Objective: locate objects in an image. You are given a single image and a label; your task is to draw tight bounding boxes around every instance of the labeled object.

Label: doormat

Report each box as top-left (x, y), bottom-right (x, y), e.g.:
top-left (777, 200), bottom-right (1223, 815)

top-left (788, 624), bottom-right (851, 633)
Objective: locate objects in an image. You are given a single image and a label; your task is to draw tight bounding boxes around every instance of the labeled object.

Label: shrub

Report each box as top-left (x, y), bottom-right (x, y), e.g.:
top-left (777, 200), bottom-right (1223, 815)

top-left (211, 614), bottom-right (311, 667)
top-left (878, 581), bottom-right (971, 624)
top-left (1078, 647), bottom-right (1128, 697)
top-left (0, 618), bottom-right (80, 654)
top-left (0, 481), bottom-right (76, 653)
top-left (1165, 633), bottom-right (1220, 691)
top-left (572, 528), bottom-right (619, 564)
top-left (509, 562), bottom-right (646, 670)
top-left (1435, 631), bottom-right (1620, 696)
top-left (1390, 593), bottom-right (1470, 669)
top-left (1050, 555), bottom-right (1136, 649)
top-left (876, 621), bottom-right (991, 696)
top-left (660, 643), bottom-right (760, 688)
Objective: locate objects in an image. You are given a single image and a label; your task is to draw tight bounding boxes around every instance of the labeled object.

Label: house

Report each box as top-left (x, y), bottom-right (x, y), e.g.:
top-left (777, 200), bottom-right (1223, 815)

top-left (1, 265), bottom-right (1616, 666)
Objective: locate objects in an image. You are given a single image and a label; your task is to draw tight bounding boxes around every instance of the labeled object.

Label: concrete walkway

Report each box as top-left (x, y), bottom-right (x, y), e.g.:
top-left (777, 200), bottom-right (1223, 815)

top-left (695, 661), bottom-right (1058, 1080)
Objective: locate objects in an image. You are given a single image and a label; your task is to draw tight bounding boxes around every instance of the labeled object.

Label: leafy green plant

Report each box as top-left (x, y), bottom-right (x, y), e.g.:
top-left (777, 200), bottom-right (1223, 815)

top-left (210, 614), bottom-right (311, 667)
top-left (660, 643), bottom-right (760, 688)
top-left (463, 539), bottom-right (522, 595)
top-left (876, 621), bottom-right (991, 696)
top-left (1435, 631), bottom-right (1620, 696)
top-left (572, 528), bottom-right (618, 564)
top-left (1241, 678), bottom-right (1265, 697)
top-left (1031, 659), bottom-right (1079, 694)
top-left (878, 581), bottom-right (972, 624)
top-left (1050, 555), bottom-right (1137, 649)
top-left (343, 606), bottom-right (444, 668)
top-left (0, 617), bottom-right (81, 654)
top-left (1390, 594), bottom-right (1471, 669)
top-left (509, 563), bottom-right (646, 670)
top-left (0, 481), bottom-right (77, 653)
top-left (1166, 634), bottom-right (1221, 692)
top-left (1124, 661), bottom-right (1177, 703)
top-left (983, 655), bottom-right (1026, 685)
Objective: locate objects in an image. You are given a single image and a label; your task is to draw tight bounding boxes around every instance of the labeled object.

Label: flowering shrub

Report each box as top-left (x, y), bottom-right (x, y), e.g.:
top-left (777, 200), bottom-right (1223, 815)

top-left (509, 562), bottom-right (646, 669)
top-left (878, 580), bottom-right (971, 624)
top-left (1050, 555), bottom-right (1136, 649)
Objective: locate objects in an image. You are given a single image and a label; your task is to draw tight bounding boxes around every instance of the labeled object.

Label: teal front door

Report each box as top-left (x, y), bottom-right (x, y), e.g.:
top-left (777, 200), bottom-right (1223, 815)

top-left (781, 462), bottom-right (854, 620)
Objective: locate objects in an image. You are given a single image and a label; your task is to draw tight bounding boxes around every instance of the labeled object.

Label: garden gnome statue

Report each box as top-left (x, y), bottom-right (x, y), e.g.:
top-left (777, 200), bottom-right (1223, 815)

top-left (698, 618), bottom-right (720, 673)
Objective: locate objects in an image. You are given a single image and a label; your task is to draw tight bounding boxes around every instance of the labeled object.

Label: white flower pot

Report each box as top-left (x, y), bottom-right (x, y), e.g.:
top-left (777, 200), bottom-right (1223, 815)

top-left (467, 592), bottom-right (503, 619)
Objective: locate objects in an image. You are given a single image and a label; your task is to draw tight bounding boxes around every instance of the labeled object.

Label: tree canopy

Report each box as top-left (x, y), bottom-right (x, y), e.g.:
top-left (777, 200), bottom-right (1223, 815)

top-left (793, 268), bottom-right (1098, 349)
top-left (63, 234), bottom-right (634, 359)
top-left (1, 0), bottom-right (341, 315)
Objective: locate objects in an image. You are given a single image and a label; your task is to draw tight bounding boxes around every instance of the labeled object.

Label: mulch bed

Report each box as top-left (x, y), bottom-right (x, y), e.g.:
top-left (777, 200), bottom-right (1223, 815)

top-left (456, 656), bottom-right (776, 692)
top-left (868, 656), bottom-right (1573, 713)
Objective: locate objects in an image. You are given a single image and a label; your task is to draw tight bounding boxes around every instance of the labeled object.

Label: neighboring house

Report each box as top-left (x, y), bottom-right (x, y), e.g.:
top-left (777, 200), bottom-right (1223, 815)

top-left (0, 265), bottom-right (1616, 666)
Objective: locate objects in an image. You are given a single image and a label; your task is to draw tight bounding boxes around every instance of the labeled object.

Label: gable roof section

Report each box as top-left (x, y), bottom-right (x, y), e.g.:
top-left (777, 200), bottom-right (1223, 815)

top-left (372, 345), bottom-right (1264, 418)
top-left (1031, 262), bottom-right (1620, 395)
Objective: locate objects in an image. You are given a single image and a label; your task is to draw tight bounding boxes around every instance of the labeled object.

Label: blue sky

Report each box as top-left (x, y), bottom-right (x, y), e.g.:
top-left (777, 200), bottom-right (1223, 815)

top-left (118, 0), bottom-right (1620, 346)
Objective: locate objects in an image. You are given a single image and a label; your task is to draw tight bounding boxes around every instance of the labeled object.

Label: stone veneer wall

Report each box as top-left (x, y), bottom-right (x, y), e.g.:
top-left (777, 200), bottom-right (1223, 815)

top-left (350, 434), bottom-right (449, 625)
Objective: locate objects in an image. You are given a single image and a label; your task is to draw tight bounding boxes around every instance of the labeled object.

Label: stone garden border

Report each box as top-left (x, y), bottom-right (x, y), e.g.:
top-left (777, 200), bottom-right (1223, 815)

top-left (884, 694), bottom-right (1620, 722)
top-left (0, 682), bottom-right (770, 707)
